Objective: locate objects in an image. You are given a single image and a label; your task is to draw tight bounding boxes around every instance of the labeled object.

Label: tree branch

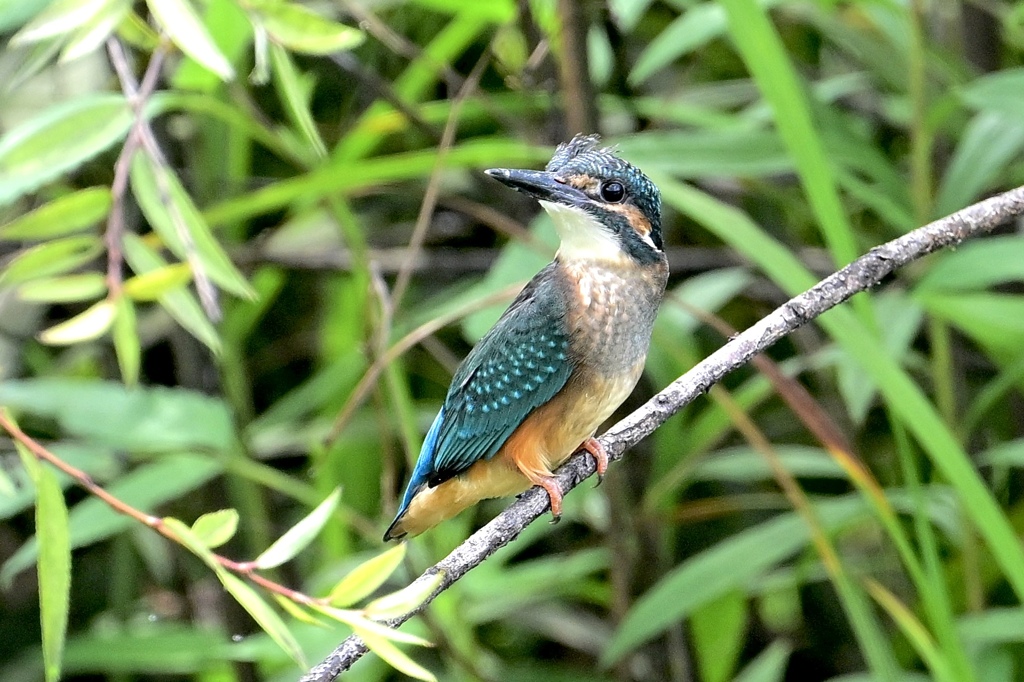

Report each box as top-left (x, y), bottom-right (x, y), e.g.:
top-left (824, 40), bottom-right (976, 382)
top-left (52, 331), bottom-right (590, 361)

top-left (300, 183), bottom-right (1024, 681)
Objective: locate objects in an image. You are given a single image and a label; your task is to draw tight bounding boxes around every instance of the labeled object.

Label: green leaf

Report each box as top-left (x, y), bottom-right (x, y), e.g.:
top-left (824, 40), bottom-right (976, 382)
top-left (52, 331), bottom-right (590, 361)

top-left (1, 235), bottom-right (103, 284)
top-left (629, 0), bottom-right (782, 86)
top-left (121, 233), bottom-right (222, 353)
top-left (934, 111), bottom-right (1024, 217)
top-left (916, 236), bottom-right (1024, 293)
top-left (170, 0), bottom-right (251, 93)
top-left (0, 186), bottom-right (111, 240)
top-left (719, 0), bottom-right (858, 268)
top-left (616, 129), bottom-right (791, 178)
top-left (36, 466), bottom-right (71, 682)
top-left (363, 571), bottom-right (444, 620)
top-left (18, 273), bottom-right (107, 303)
top-left (0, 0), bottom-right (52, 33)
top-left (866, 580), bottom-right (956, 682)
top-left (355, 627), bottom-right (436, 682)
top-left (311, 604), bottom-right (432, 646)
top-left (10, 0), bottom-right (109, 44)
top-left (123, 263), bottom-right (193, 300)
top-left (918, 292), bottom-right (1024, 360)
top-left (691, 446), bottom-right (843, 483)
top-left (0, 94), bottom-right (132, 206)
top-left (191, 508), bottom-right (238, 549)
top-left (58, 622), bottom-right (234, 673)
top-left (38, 299), bottom-right (116, 345)
top-left (112, 296), bottom-right (140, 386)
top-left (603, 497), bottom-right (866, 665)
top-left (273, 594), bottom-right (326, 627)
top-left (328, 543), bottom-right (406, 606)
top-left (691, 591), bottom-right (747, 682)
top-left (253, 489), bottom-right (341, 569)
top-left (60, 0), bottom-right (130, 62)
top-left (269, 43), bottom-right (325, 159)
top-left (958, 608), bottom-right (1024, 647)
top-left (253, 0), bottom-right (363, 54)
top-left (959, 68), bottom-right (1024, 120)
top-left (0, 378), bottom-right (234, 453)
top-left (218, 571), bottom-right (305, 666)
top-left (162, 517), bottom-right (219, 570)
top-left (130, 154), bottom-right (255, 299)
top-left (145, 0), bottom-right (234, 80)
top-left (733, 641), bottom-right (792, 682)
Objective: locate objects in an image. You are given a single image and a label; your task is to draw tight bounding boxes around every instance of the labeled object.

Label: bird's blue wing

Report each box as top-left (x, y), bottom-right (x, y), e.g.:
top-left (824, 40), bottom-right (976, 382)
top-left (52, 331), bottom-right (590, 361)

top-left (385, 265), bottom-right (574, 539)
top-left (424, 265), bottom-right (574, 486)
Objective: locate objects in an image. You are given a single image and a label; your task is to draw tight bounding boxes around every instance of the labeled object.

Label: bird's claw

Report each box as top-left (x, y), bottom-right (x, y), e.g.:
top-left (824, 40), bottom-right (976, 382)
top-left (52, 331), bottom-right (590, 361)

top-left (582, 437), bottom-right (609, 487)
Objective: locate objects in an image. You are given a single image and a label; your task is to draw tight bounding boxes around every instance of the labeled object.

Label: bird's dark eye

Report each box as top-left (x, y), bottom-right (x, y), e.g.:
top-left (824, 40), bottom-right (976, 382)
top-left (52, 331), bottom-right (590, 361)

top-left (600, 180), bottom-right (625, 203)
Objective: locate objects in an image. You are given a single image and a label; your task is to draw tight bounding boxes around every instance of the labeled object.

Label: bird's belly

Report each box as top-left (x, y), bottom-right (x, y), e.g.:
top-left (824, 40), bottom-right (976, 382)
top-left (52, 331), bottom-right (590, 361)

top-left (500, 361), bottom-right (645, 479)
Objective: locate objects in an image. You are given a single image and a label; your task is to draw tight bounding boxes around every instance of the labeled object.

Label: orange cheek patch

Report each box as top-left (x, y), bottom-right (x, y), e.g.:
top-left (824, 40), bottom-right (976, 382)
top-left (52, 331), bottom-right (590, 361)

top-left (607, 203), bottom-right (652, 238)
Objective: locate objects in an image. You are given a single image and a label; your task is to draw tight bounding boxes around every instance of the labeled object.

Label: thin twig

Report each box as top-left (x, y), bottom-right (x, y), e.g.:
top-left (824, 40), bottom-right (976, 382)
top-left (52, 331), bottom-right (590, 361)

top-left (389, 51), bottom-right (492, 308)
top-left (104, 40), bottom-right (167, 297)
top-left (107, 37), bottom-right (221, 321)
top-left (338, 0), bottom-right (466, 92)
top-left (300, 183), bottom-right (1024, 681)
top-left (0, 414), bottom-right (319, 607)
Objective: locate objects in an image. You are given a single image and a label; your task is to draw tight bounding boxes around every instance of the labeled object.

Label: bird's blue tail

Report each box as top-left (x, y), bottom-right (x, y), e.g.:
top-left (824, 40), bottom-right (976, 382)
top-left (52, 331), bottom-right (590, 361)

top-left (383, 407), bottom-right (445, 541)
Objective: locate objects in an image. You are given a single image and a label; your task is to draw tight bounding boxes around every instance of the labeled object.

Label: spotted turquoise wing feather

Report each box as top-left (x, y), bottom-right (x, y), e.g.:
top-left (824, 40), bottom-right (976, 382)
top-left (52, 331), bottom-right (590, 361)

top-left (391, 264), bottom-right (574, 521)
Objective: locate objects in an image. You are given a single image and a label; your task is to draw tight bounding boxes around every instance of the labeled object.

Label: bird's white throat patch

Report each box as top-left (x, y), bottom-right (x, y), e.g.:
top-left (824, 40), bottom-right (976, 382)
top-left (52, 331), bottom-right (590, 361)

top-left (539, 201), bottom-right (627, 263)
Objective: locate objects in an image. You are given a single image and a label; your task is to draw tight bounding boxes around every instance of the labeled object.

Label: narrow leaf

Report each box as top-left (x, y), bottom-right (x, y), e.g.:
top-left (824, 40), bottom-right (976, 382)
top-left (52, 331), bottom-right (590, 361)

top-left (161, 517), bottom-right (219, 571)
top-left (363, 571), bottom-right (444, 620)
top-left (604, 497), bottom-right (865, 665)
top-left (112, 296), bottom-right (140, 386)
top-left (191, 508), bottom-right (238, 549)
top-left (18, 273), bottom-right (107, 303)
top-left (0, 94), bottom-right (132, 206)
top-left (123, 263), bottom-right (193, 300)
top-left (253, 489), bottom-right (341, 569)
top-left (328, 542), bottom-right (406, 606)
top-left (310, 604), bottom-right (432, 646)
top-left (356, 628), bottom-right (436, 682)
top-left (60, 0), bottom-right (130, 62)
top-left (11, 0), bottom-right (109, 44)
top-left (38, 299), bottom-right (116, 345)
top-left (734, 641), bottom-right (792, 682)
top-left (269, 43), bottom-right (325, 158)
top-left (122, 233), bottom-right (222, 353)
top-left (866, 579), bottom-right (955, 682)
top-left (146, 0), bottom-right (234, 80)
top-left (218, 571), bottom-right (305, 666)
top-left (0, 187), bottom-right (111, 240)
top-left (130, 154), bottom-right (255, 299)
top-left (1, 235), bottom-right (103, 284)
top-left (274, 594), bottom-right (326, 627)
top-left (254, 0), bottom-right (363, 55)
top-left (36, 466), bottom-right (71, 682)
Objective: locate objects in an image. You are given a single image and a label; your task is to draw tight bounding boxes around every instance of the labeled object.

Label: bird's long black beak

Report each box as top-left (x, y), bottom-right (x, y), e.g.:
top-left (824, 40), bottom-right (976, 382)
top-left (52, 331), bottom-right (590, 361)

top-left (485, 168), bottom-right (587, 206)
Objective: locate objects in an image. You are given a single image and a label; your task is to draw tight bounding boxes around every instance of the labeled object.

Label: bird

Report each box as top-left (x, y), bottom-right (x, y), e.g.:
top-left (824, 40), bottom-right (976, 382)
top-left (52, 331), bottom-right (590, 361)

top-left (384, 134), bottom-right (668, 541)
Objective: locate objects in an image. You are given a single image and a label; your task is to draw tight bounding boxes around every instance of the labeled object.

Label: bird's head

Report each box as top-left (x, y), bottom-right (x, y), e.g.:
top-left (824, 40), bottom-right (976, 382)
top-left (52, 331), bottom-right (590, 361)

top-left (486, 134), bottom-right (663, 266)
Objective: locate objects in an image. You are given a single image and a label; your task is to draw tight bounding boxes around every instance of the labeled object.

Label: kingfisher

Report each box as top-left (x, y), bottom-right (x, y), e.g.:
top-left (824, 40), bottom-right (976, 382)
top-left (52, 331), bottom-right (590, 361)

top-left (384, 134), bottom-right (668, 541)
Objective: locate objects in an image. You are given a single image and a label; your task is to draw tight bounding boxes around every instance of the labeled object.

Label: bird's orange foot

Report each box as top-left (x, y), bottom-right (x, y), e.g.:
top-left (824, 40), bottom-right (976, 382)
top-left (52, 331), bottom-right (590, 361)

top-left (582, 437), bottom-right (608, 486)
top-left (535, 476), bottom-right (563, 523)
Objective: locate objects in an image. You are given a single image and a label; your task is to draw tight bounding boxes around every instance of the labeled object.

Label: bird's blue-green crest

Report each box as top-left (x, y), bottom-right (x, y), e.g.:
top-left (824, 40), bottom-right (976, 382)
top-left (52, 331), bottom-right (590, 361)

top-left (545, 133), bottom-right (662, 242)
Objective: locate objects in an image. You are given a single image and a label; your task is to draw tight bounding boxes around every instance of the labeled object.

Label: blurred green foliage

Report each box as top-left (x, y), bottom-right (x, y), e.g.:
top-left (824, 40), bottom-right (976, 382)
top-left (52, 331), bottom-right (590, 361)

top-left (2, 0), bottom-right (1024, 681)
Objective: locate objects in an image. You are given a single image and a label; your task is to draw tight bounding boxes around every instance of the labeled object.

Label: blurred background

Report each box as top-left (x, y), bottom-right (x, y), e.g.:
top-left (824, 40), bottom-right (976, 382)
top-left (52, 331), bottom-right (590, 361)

top-left (2, 0), bottom-right (1024, 680)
